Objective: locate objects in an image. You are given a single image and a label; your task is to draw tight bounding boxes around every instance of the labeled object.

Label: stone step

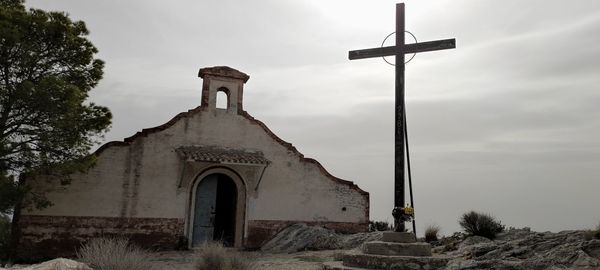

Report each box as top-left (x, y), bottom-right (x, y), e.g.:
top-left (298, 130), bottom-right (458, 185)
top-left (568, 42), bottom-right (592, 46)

top-left (381, 232), bottom-right (416, 243)
top-left (362, 241), bottom-right (432, 257)
top-left (322, 261), bottom-right (367, 270)
top-left (341, 253), bottom-right (450, 270)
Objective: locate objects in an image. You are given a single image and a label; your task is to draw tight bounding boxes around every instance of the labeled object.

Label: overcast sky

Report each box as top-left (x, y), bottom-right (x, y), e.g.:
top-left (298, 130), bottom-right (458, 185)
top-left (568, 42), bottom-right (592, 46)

top-left (27, 0), bottom-right (600, 236)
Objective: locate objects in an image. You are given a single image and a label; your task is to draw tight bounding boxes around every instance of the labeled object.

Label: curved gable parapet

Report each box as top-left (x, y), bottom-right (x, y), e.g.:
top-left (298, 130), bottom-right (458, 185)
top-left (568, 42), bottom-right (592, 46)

top-left (93, 106), bottom-right (206, 156)
top-left (239, 111), bottom-right (369, 197)
top-left (91, 107), bottom-right (369, 198)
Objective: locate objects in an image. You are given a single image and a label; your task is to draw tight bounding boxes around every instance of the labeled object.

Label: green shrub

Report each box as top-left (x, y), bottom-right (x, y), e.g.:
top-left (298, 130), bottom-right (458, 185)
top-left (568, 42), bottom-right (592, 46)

top-left (77, 238), bottom-right (157, 270)
top-left (0, 214), bottom-right (10, 265)
top-left (459, 211), bottom-right (504, 240)
top-left (194, 242), bottom-right (254, 270)
top-left (424, 224), bottom-right (440, 243)
top-left (369, 220), bottom-right (392, 232)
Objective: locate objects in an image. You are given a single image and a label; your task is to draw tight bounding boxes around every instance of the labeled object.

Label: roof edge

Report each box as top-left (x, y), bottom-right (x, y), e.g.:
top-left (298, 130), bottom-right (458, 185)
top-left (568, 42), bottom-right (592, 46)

top-left (198, 66), bottom-right (250, 83)
top-left (92, 107), bottom-right (369, 198)
top-left (240, 111), bottom-right (370, 197)
top-left (93, 106), bottom-right (205, 156)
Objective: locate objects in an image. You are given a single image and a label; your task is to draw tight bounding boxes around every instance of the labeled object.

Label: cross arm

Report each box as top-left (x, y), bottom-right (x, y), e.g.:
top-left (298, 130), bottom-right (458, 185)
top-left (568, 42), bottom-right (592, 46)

top-left (349, 38), bottom-right (456, 60)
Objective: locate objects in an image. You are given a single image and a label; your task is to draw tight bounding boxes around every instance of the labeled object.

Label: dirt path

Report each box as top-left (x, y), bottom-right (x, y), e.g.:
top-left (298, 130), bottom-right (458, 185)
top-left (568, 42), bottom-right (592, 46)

top-left (152, 249), bottom-right (343, 270)
top-left (2, 249), bottom-right (345, 269)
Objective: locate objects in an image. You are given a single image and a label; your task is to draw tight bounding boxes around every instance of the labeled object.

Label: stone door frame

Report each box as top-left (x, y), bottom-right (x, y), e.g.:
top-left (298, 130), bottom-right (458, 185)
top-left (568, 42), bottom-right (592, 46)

top-left (186, 166), bottom-right (247, 248)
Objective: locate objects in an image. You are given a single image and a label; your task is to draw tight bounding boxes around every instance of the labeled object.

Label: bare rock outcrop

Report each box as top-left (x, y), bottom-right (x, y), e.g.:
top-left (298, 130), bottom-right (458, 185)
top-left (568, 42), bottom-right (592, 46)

top-left (436, 228), bottom-right (600, 270)
top-left (260, 223), bottom-right (382, 253)
top-left (264, 224), bottom-right (600, 269)
top-left (1, 258), bottom-right (91, 270)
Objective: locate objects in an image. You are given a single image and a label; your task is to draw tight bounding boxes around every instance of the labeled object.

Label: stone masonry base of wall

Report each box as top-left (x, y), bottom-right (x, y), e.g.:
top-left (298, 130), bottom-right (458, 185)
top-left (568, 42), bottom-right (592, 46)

top-left (16, 215), bottom-right (368, 261)
top-left (17, 215), bottom-right (185, 261)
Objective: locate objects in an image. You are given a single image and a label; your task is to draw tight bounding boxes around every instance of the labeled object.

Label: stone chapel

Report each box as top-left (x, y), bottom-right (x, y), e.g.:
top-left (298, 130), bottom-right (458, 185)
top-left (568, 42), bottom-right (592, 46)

top-left (16, 66), bottom-right (369, 258)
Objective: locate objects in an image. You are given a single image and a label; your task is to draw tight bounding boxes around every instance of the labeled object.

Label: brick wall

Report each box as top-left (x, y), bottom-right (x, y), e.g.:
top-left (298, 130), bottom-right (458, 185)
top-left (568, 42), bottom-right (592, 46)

top-left (17, 215), bottom-right (185, 261)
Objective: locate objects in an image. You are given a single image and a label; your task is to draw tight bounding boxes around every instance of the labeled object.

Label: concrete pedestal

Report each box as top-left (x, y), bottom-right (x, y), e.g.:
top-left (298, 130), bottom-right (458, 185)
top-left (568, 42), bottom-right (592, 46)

top-left (323, 232), bottom-right (449, 270)
top-left (363, 241), bottom-right (431, 256)
top-left (381, 232), bottom-right (416, 243)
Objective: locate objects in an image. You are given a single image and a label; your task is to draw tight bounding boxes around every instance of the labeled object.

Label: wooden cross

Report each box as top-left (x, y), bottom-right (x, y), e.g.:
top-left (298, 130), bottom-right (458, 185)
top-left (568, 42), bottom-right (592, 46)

top-left (349, 3), bottom-right (456, 232)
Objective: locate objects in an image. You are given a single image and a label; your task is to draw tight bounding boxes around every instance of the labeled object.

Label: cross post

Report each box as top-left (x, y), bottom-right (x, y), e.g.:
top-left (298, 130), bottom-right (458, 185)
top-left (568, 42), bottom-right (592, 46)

top-left (349, 3), bottom-right (456, 233)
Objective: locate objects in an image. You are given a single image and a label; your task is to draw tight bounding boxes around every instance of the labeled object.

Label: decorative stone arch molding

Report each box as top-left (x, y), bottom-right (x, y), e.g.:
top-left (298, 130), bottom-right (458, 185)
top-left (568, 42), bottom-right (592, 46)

top-left (185, 166), bottom-right (247, 248)
top-left (176, 146), bottom-right (270, 198)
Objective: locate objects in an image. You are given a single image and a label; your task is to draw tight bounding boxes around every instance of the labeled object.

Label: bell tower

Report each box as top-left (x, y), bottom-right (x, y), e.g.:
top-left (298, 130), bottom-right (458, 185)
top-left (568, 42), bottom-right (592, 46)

top-left (198, 66), bottom-right (250, 114)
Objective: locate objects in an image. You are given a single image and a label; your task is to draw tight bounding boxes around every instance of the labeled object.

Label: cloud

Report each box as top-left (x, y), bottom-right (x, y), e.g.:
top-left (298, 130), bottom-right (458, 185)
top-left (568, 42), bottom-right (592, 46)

top-left (27, 0), bottom-right (600, 235)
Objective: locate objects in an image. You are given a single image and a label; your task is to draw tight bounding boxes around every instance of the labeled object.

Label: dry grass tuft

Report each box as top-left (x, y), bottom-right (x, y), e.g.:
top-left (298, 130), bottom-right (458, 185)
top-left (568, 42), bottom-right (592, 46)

top-left (369, 220), bottom-right (392, 232)
top-left (77, 238), bottom-right (157, 270)
top-left (584, 222), bottom-right (600, 240)
top-left (424, 224), bottom-right (441, 243)
top-left (194, 242), bottom-right (255, 270)
top-left (459, 211), bottom-right (505, 240)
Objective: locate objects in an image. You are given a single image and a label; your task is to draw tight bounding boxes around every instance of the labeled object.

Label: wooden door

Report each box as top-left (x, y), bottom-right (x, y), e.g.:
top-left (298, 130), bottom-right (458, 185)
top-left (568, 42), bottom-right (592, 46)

top-left (192, 174), bottom-right (218, 246)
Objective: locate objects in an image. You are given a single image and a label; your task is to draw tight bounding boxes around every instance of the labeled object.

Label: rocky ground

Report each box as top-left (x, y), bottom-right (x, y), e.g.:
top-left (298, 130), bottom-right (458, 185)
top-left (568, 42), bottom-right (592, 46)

top-left (3, 225), bottom-right (600, 270)
top-left (151, 249), bottom-right (342, 270)
top-left (260, 223), bottom-right (383, 253)
top-left (257, 224), bottom-right (600, 269)
top-left (437, 228), bottom-right (600, 269)
top-left (1, 250), bottom-right (338, 270)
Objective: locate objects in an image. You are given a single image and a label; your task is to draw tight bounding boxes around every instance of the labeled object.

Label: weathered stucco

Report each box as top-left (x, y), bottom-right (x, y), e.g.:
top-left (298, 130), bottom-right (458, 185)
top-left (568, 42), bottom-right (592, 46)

top-left (18, 66), bottom-right (369, 257)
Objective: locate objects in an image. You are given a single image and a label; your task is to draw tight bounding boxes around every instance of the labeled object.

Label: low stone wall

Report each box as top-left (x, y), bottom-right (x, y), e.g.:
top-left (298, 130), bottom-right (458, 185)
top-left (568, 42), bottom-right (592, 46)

top-left (17, 215), bottom-right (185, 261)
top-left (246, 220), bottom-right (368, 249)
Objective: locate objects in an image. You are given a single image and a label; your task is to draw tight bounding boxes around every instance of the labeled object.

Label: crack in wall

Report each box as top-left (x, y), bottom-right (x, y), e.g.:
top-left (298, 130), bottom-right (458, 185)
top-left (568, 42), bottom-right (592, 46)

top-left (129, 138), bottom-right (145, 217)
top-left (120, 148), bottom-right (132, 217)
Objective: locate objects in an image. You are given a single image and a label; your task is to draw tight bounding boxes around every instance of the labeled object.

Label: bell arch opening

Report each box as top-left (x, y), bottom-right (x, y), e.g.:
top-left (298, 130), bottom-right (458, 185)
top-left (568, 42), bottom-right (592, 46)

top-left (215, 88), bottom-right (229, 109)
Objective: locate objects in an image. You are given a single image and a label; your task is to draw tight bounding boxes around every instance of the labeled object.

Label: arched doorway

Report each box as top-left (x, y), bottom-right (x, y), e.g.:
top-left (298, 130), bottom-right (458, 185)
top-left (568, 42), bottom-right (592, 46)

top-left (190, 171), bottom-right (243, 247)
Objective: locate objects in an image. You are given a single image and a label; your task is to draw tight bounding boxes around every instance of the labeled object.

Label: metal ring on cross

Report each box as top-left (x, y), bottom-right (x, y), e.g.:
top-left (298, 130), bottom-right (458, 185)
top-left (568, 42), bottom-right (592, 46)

top-left (381, 31), bottom-right (418, 66)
